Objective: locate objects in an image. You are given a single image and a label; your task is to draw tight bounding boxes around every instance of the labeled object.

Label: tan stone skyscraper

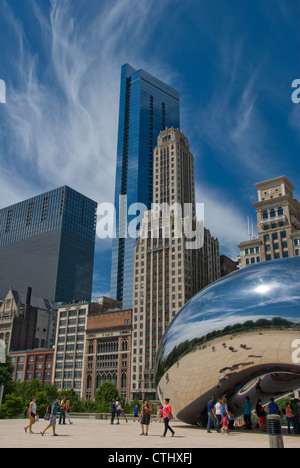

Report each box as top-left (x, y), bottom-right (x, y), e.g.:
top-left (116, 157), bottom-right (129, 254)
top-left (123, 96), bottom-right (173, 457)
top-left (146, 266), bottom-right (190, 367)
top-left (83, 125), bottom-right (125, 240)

top-left (239, 176), bottom-right (300, 267)
top-left (130, 128), bottom-right (220, 400)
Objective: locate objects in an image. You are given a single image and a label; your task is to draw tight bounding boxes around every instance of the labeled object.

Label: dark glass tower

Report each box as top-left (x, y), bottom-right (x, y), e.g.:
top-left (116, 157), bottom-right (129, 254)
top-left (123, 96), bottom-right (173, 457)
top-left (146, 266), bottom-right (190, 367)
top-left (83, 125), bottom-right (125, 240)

top-left (0, 186), bottom-right (97, 303)
top-left (110, 64), bottom-right (180, 308)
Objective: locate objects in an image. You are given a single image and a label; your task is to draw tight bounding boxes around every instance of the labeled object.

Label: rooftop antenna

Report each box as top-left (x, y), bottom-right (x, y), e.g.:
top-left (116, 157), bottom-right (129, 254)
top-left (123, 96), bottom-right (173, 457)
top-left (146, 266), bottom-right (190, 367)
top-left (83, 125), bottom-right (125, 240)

top-left (247, 216), bottom-right (251, 241)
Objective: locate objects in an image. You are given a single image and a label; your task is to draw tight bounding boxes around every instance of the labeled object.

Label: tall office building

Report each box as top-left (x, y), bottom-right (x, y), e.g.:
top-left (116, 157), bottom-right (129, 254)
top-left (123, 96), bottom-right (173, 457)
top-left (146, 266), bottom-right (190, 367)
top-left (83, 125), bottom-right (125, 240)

top-left (131, 128), bottom-right (220, 400)
top-left (110, 64), bottom-right (180, 309)
top-left (238, 176), bottom-right (300, 267)
top-left (0, 186), bottom-right (97, 303)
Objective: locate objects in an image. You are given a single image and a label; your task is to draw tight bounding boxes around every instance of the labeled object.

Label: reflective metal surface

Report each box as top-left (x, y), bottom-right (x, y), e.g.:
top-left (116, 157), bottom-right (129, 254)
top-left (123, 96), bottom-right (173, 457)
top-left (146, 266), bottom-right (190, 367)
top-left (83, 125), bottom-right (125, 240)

top-left (155, 258), bottom-right (300, 425)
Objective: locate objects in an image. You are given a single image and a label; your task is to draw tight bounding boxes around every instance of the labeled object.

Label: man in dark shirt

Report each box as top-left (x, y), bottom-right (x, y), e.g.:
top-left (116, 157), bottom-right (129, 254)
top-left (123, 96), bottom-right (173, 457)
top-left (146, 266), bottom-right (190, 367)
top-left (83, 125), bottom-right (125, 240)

top-left (111, 399), bottom-right (116, 425)
top-left (267, 398), bottom-right (279, 415)
top-left (207, 396), bottom-right (219, 433)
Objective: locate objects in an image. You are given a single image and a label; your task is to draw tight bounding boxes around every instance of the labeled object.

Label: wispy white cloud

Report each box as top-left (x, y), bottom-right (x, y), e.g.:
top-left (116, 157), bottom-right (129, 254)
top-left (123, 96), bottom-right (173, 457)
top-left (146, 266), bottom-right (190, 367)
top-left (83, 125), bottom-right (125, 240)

top-left (0, 0), bottom-right (176, 210)
top-left (196, 183), bottom-right (253, 258)
top-left (186, 25), bottom-right (272, 176)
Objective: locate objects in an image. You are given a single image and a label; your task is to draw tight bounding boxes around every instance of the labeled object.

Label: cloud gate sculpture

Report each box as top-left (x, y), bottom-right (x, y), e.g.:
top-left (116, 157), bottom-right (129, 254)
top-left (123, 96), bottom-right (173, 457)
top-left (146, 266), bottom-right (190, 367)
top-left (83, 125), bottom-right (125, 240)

top-left (155, 258), bottom-right (300, 425)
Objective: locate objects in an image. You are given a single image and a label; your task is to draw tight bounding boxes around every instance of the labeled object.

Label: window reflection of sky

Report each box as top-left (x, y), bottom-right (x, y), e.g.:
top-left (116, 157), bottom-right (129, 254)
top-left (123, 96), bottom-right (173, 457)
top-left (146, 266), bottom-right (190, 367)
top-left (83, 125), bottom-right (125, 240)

top-left (158, 258), bottom-right (300, 362)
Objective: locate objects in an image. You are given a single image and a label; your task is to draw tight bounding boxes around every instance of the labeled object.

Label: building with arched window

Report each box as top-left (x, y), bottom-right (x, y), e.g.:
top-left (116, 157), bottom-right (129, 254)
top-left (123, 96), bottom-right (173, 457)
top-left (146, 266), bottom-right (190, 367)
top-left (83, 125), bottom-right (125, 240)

top-left (239, 176), bottom-right (300, 268)
top-left (84, 307), bottom-right (132, 400)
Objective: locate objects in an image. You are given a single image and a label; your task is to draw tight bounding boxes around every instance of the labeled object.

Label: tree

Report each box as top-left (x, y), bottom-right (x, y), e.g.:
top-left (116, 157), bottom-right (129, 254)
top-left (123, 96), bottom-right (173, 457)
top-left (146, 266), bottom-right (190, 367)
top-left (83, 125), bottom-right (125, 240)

top-left (95, 382), bottom-right (119, 412)
top-left (0, 354), bottom-right (14, 394)
top-left (0, 393), bottom-right (23, 419)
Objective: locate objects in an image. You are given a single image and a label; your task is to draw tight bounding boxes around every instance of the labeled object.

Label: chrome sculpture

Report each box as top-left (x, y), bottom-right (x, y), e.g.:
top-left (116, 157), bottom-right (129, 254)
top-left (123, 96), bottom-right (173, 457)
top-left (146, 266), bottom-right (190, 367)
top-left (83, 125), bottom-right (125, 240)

top-left (155, 258), bottom-right (300, 425)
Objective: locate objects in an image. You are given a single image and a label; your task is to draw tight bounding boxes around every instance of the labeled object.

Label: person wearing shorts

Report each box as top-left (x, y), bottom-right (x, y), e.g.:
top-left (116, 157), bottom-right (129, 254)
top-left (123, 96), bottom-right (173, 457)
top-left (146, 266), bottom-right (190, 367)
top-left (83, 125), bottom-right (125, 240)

top-left (41, 398), bottom-right (60, 437)
top-left (256, 399), bottom-right (266, 431)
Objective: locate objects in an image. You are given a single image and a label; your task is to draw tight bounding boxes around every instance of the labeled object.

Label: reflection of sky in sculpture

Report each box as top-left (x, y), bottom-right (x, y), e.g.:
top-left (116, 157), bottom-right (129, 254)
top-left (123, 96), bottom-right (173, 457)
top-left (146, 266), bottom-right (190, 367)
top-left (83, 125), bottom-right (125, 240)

top-left (157, 258), bottom-right (300, 362)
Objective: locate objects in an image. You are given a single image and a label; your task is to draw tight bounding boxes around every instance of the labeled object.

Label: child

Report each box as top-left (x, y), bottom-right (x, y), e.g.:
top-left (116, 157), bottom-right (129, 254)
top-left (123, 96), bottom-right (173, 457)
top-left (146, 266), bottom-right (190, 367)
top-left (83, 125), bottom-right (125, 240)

top-left (221, 415), bottom-right (229, 435)
top-left (133, 405), bottom-right (139, 422)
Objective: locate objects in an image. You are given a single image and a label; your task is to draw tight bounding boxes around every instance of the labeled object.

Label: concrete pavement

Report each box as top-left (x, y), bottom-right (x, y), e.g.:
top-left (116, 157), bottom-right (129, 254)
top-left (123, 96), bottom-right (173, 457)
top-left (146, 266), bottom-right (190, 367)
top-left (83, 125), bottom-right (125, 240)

top-left (0, 418), bottom-right (299, 448)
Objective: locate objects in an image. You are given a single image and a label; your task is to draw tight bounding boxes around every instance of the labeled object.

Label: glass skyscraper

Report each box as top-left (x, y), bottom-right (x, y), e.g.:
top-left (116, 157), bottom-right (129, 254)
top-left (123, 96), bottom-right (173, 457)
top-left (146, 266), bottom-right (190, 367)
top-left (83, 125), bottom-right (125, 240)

top-left (0, 186), bottom-right (97, 303)
top-left (110, 64), bottom-right (180, 308)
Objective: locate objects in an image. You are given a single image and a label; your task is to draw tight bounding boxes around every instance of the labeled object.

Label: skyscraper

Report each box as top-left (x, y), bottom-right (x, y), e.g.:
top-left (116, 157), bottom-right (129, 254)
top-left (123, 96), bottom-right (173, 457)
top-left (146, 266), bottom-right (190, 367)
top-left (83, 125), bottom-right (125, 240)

top-left (110, 64), bottom-right (180, 309)
top-left (0, 186), bottom-right (97, 303)
top-left (238, 176), bottom-right (300, 267)
top-left (131, 128), bottom-right (220, 400)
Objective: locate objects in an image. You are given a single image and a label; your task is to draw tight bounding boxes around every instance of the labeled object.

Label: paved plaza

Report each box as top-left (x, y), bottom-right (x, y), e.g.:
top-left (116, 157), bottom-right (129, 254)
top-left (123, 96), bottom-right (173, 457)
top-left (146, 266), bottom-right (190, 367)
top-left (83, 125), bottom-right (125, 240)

top-left (0, 418), bottom-right (299, 449)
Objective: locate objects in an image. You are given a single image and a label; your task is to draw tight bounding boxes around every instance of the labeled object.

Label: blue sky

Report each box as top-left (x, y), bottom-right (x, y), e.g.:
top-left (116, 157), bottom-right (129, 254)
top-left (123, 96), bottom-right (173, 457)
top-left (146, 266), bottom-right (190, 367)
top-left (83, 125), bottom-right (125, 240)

top-left (0, 0), bottom-right (299, 300)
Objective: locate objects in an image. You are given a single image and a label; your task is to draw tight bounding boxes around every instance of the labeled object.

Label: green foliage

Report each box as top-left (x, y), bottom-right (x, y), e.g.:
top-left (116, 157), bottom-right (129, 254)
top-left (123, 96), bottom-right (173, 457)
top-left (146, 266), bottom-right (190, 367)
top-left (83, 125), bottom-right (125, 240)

top-left (0, 394), bottom-right (23, 419)
top-left (0, 374), bottom-right (144, 419)
top-left (0, 354), bottom-right (15, 394)
top-left (95, 382), bottom-right (119, 412)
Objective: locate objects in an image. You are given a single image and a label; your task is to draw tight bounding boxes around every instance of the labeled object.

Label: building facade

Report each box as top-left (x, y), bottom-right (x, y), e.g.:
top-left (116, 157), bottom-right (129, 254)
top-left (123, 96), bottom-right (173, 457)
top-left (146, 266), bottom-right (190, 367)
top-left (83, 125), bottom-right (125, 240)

top-left (0, 287), bottom-right (56, 352)
top-left (84, 307), bottom-right (132, 401)
top-left (110, 64), bottom-right (180, 309)
top-left (9, 348), bottom-right (54, 384)
top-left (131, 128), bottom-right (220, 400)
top-left (239, 176), bottom-right (300, 268)
top-left (53, 298), bottom-right (123, 398)
top-left (53, 302), bottom-right (90, 397)
top-left (0, 186), bottom-right (97, 303)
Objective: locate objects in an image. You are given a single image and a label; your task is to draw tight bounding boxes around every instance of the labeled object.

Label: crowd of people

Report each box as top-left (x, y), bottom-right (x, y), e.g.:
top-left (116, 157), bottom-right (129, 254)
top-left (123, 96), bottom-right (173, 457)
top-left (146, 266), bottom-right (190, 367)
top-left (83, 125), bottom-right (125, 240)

top-left (23, 396), bottom-right (176, 438)
top-left (24, 396), bottom-right (73, 436)
top-left (23, 393), bottom-right (300, 438)
top-left (111, 398), bottom-right (175, 437)
top-left (206, 395), bottom-right (300, 435)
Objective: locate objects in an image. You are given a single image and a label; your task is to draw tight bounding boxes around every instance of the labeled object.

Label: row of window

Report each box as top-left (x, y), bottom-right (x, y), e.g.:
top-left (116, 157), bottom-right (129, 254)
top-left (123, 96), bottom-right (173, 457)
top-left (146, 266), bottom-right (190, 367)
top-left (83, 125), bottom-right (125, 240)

top-left (262, 207), bottom-right (284, 219)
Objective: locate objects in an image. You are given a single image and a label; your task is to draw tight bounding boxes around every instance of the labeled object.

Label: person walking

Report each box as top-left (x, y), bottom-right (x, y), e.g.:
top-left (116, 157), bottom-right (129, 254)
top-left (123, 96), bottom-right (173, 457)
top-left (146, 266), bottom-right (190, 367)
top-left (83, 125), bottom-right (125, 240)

top-left (133, 404), bottom-right (139, 422)
top-left (140, 399), bottom-right (151, 436)
top-left (285, 402), bottom-right (299, 434)
top-left (243, 397), bottom-right (252, 430)
top-left (111, 399), bottom-right (116, 425)
top-left (41, 397), bottom-right (60, 437)
top-left (65, 400), bottom-right (73, 425)
top-left (115, 401), bottom-right (128, 424)
top-left (214, 397), bottom-right (222, 428)
top-left (24, 397), bottom-right (37, 434)
top-left (221, 397), bottom-right (230, 421)
top-left (207, 396), bottom-right (219, 433)
top-left (160, 399), bottom-right (175, 438)
top-left (256, 399), bottom-right (266, 431)
top-left (291, 399), bottom-right (300, 433)
top-left (267, 397), bottom-right (279, 415)
top-left (59, 396), bottom-right (66, 425)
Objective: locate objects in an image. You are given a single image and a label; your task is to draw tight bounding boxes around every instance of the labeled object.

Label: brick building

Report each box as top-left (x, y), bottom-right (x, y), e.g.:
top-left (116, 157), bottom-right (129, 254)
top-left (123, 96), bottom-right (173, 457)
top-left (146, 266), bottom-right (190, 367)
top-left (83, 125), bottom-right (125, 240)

top-left (84, 307), bottom-right (132, 400)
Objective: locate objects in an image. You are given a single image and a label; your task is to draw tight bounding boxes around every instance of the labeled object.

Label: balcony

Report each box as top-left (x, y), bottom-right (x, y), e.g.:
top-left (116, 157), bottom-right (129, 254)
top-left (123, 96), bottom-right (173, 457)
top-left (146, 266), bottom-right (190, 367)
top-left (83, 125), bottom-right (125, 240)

top-left (260, 214), bottom-right (286, 225)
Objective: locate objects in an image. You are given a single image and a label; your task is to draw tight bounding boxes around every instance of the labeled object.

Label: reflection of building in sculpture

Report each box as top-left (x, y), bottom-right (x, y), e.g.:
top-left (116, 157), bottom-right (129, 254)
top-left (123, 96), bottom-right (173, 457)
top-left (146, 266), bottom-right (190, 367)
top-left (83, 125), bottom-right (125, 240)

top-left (239, 176), bottom-right (300, 268)
top-left (131, 128), bottom-right (220, 400)
top-left (155, 257), bottom-right (300, 425)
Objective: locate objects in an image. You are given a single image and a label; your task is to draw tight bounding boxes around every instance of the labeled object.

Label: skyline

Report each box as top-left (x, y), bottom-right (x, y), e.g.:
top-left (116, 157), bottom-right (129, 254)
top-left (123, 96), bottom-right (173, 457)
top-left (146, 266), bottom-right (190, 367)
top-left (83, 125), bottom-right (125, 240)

top-left (0, 0), bottom-right (299, 300)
